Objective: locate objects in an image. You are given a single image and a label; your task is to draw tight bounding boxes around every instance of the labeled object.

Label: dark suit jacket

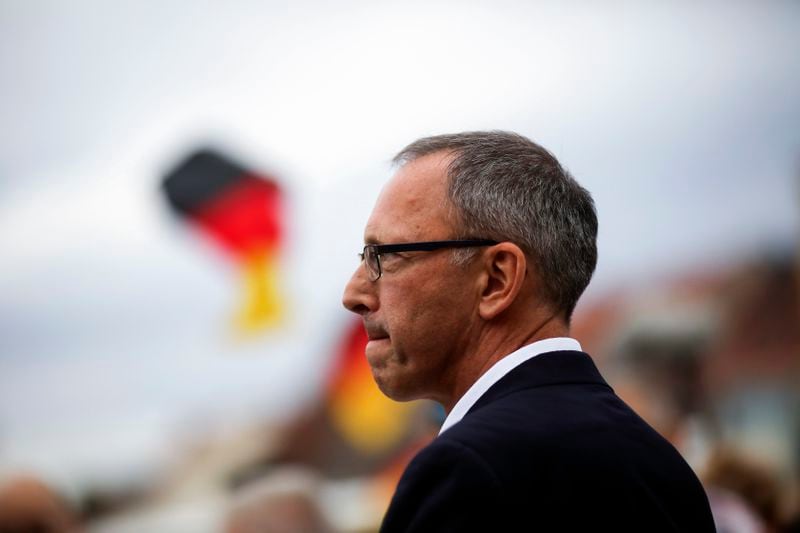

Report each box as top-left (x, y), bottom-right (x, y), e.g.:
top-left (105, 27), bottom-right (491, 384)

top-left (381, 350), bottom-right (715, 532)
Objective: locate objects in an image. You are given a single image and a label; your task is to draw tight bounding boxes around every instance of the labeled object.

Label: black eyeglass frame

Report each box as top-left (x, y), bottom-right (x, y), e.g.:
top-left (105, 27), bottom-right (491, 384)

top-left (359, 239), bottom-right (499, 281)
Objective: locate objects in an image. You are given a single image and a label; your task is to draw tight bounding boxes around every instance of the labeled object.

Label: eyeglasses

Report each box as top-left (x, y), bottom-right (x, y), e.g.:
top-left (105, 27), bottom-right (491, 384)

top-left (358, 239), bottom-right (498, 281)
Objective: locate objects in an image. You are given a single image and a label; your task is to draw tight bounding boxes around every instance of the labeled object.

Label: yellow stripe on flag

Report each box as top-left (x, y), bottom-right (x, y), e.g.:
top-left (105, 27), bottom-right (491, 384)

top-left (235, 249), bottom-right (283, 332)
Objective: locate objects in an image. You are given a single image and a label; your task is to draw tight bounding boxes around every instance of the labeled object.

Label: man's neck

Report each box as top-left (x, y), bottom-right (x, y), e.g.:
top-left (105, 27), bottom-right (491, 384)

top-left (441, 314), bottom-right (569, 413)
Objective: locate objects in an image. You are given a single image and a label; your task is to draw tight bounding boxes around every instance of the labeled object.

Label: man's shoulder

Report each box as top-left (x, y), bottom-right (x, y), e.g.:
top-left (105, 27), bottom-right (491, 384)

top-left (442, 350), bottom-right (624, 446)
top-left (436, 353), bottom-right (690, 475)
top-left (438, 373), bottom-right (622, 458)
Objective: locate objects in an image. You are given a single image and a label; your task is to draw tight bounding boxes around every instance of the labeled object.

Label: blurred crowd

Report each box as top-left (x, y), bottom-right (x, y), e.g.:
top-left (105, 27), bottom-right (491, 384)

top-left (1, 246), bottom-right (798, 533)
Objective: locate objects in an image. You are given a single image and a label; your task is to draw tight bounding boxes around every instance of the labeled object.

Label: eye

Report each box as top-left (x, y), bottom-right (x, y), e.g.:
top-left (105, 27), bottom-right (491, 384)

top-left (378, 251), bottom-right (406, 268)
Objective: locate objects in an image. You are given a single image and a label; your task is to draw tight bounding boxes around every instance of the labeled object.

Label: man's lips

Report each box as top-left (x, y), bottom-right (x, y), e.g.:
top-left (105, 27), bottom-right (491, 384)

top-left (364, 323), bottom-right (389, 341)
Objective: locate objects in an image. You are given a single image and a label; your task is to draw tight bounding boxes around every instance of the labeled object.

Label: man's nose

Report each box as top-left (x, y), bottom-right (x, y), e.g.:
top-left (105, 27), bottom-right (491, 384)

top-left (342, 264), bottom-right (377, 316)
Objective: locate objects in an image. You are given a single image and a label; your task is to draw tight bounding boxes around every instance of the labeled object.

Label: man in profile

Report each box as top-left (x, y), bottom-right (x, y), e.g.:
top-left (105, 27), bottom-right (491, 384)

top-left (342, 131), bottom-right (714, 531)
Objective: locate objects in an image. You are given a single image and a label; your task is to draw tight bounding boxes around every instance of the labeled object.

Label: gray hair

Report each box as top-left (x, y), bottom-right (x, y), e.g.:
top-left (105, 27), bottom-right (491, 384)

top-left (393, 131), bottom-right (597, 322)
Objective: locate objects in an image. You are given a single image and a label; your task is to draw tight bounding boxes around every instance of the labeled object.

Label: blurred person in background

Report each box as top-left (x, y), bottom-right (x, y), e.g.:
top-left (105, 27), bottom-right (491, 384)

top-left (0, 476), bottom-right (82, 533)
top-left (225, 467), bottom-right (332, 533)
top-left (342, 131), bottom-right (715, 531)
top-left (703, 448), bottom-right (788, 533)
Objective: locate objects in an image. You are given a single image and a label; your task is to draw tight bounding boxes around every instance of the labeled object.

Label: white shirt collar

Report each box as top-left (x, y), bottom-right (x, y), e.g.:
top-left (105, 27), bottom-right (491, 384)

top-left (438, 337), bottom-right (582, 435)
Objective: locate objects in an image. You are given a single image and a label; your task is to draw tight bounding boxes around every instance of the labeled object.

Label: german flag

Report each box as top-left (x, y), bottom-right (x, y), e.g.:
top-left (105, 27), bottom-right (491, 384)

top-left (162, 149), bottom-right (284, 333)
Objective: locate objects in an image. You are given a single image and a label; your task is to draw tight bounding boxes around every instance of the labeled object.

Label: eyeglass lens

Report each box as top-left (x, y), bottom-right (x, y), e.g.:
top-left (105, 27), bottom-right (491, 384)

top-left (363, 246), bottom-right (380, 280)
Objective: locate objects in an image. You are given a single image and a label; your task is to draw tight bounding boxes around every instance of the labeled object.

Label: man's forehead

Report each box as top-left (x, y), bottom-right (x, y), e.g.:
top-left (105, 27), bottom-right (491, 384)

top-left (363, 151), bottom-right (454, 242)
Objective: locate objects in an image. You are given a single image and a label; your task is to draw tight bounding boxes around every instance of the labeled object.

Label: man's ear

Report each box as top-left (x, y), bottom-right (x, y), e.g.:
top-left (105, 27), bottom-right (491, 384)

top-left (478, 243), bottom-right (527, 320)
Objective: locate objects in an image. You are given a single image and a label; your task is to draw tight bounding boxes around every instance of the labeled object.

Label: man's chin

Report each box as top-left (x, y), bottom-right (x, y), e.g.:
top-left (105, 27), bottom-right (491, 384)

top-left (375, 383), bottom-right (415, 402)
top-left (371, 369), bottom-right (419, 403)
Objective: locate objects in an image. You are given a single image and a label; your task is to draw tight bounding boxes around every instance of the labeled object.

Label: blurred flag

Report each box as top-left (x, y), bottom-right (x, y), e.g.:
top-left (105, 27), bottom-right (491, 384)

top-left (162, 148), bottom-right (285, 332)
top-left (325, 319), bottom-right (420, 454)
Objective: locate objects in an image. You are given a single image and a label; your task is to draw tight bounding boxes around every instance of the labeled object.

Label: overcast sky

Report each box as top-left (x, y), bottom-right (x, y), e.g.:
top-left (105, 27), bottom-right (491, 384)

top-left (1, 1), bottom-right (798, 489)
